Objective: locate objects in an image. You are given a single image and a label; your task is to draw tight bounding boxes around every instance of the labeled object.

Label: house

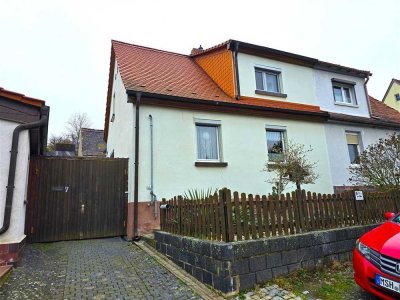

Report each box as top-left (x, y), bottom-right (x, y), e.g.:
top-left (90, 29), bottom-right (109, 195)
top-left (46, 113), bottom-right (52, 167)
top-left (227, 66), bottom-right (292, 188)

top-left (77, 128), bottom-right (107, 157)
top-left (104, 40), bottom-right (400, 237)
top-left (382, 78), bottom-right (400, 112)
top-left (0, 87), bottom-right (49, 265)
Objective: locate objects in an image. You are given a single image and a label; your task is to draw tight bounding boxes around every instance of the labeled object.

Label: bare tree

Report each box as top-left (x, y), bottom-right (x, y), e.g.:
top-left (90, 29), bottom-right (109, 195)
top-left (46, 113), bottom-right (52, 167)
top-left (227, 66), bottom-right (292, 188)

top-left (47, 133), bottom-right (73, 151)
top-left (349, 133), bottom-right (400, 191)
top-left (66, 112), bottom-right (92, 145)
top-left (264, 141), bottom-right (319, 193)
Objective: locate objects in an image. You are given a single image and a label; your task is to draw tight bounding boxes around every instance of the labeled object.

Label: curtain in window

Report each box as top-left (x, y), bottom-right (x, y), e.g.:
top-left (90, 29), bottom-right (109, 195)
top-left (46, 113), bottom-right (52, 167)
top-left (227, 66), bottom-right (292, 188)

top-left (267, 130), bottom-right (283, 161)
top-left (197, 125), bottom-right (218, 160)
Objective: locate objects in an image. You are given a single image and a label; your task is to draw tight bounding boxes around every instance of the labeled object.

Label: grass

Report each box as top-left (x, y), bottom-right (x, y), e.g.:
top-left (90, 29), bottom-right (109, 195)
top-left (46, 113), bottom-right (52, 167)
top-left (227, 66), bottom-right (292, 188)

top-left (273, 261), bottom-right (360, 300)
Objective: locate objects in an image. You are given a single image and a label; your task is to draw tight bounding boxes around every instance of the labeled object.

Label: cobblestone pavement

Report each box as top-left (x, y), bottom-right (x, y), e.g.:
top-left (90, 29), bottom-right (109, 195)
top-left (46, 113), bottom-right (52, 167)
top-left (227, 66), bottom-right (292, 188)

top-left (0, 237), bottom-right (201, 299)
top-left (235, 284), bottom-right (301, 300)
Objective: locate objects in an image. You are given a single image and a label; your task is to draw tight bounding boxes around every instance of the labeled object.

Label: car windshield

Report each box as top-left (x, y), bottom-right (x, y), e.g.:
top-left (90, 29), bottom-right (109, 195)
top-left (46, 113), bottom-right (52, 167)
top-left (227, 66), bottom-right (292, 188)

top-left (392, 214), bottom-right (400, 223)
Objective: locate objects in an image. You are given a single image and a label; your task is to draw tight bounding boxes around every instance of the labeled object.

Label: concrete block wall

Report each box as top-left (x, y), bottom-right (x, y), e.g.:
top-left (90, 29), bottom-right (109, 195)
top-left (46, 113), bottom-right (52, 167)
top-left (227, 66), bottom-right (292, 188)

top-left (155, 224), bottom-right (379, 294)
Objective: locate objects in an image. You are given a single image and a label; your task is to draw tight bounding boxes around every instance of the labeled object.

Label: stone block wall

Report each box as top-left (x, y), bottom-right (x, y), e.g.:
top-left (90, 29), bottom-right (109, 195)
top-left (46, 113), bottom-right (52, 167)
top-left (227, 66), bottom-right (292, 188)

top-left (155, 224), bottom-right (379, 294)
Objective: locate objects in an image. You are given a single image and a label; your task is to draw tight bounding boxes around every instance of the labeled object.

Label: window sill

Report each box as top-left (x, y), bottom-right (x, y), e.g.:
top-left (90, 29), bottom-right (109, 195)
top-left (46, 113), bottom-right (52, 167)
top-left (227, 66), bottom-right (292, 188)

top-left (195, 161), bottom-right (228, 167)
top-left (334, 102), bottom-right (358, 108)
top-left (255, 90), bottom-right (287, 98)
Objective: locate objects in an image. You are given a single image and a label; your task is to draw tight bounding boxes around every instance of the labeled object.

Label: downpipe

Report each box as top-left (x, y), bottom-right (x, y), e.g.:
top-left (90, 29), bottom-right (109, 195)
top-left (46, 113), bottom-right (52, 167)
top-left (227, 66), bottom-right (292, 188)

top-left (0, 111), bottom-right (48, 235)
top-left (149, 114), bottom-right (158, 220)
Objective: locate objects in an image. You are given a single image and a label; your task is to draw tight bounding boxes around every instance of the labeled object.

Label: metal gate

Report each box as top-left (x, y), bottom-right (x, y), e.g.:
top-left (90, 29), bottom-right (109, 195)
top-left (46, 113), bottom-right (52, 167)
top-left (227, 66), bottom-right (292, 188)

top-left (26, 156), bottom-right (128, 242)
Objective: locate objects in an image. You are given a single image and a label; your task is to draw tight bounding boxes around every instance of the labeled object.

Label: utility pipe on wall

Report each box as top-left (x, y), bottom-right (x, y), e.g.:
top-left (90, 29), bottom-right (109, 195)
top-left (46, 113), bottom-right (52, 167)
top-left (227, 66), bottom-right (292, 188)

top-left (149, 114), bottom-right (158, 220)
top-left (1, 110), bottom-right (48, 235)
top-left (133, 92), bottom-right (141, 241)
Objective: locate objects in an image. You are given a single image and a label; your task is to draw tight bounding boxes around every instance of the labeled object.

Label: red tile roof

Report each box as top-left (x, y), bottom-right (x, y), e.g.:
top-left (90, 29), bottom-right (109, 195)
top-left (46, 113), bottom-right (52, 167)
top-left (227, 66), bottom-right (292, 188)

top-left (111, 40), bottom-right (323, 111)
top-left (0, 87), bottom-right (45, 107)
top-left (112, 40), bottom-right (231, 101)
top-left (369, 96), bottom-right (400, 123)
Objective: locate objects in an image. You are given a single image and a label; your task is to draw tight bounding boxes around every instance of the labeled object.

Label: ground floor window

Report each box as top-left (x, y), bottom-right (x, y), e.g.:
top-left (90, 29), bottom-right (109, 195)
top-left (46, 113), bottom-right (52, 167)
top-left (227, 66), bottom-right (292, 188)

top-left (346, 132), bottom-right (361, 164)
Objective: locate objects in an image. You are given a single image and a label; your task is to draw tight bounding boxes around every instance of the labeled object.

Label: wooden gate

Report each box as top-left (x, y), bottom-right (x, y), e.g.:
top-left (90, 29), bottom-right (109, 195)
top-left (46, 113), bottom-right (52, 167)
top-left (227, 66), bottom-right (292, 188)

top-left (26, 156), bottom-right (128, 243)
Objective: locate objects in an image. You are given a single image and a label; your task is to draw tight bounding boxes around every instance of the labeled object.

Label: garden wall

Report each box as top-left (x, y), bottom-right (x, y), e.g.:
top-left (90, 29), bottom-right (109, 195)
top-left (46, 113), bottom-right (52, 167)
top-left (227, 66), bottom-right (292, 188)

top-left (155, 224), bottom-right (379, 295)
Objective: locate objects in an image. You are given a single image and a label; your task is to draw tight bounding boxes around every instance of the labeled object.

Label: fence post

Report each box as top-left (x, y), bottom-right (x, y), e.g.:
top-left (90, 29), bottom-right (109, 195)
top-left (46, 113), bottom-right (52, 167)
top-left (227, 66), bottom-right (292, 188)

top-left (218, 189), bottom-right (228, 242)
top-left (351, 190), bottom-right (360, 224)
top-left (161, 198), bottom-right (166, 230)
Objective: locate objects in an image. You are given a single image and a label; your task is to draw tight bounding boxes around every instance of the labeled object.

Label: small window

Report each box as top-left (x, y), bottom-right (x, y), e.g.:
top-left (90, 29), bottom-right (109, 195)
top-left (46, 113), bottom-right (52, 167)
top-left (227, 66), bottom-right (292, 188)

top-left (346, 132), bottom-right (361, 164)
top-left (333, 83), bottom-right (356, 105)
top-left (266, 130), bottom-right (285, 162)
top-left (395, 93), bottom-right (400, 101)
top-left (196, 124), bottom-right (220, 161)
top-left (255, 68), bottom-right (281, 93)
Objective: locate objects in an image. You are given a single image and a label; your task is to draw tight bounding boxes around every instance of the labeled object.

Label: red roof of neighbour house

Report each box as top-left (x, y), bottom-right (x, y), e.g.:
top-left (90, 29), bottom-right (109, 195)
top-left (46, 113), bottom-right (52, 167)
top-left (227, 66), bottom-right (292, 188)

top-left (369, 96), bottom-right (400, 123)
top-left (0, 87), bottom-right (45, 107)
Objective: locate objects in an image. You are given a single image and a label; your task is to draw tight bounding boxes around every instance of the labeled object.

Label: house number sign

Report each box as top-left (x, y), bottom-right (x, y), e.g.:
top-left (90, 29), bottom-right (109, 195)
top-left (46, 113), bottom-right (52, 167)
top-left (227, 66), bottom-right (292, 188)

top-left (355, 191), bottom-right (364, 201)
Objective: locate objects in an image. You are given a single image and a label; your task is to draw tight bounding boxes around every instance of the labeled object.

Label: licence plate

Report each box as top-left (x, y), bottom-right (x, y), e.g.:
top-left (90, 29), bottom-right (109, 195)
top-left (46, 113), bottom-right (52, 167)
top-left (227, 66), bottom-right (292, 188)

top-left (376, 274), bottom-right (400, 294)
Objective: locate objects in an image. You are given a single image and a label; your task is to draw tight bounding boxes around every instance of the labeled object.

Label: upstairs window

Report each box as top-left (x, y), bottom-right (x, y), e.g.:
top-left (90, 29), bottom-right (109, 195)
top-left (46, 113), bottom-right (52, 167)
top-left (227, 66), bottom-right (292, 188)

top-left (266, 129), bottom-right (285, 162)
top-left (395, 93), bottom-right (400, 101)
top-left (196, 124), bottom-right (220, 161)
top-left (332, 79), bottom-right (357, 105)
top-left (255, 68), bottom-right (281, 93)
top-left (346, 132), bottom-right (361, 164)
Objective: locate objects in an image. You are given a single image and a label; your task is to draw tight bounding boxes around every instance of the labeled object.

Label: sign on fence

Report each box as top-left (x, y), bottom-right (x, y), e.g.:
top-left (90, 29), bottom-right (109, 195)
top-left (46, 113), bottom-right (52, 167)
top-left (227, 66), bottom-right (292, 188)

top-left (355, 191), bottom-right (364, 201)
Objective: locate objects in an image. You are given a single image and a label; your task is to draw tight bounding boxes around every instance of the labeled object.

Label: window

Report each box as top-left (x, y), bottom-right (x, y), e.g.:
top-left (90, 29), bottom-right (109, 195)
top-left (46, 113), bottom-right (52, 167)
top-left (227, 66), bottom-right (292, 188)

top-left (196, 124), bottom-right (220, 161)
top-left (266, 130), bottom-right (285, 162)
top-left (255, 68), bottom-right (281, 93)
top-left (332, 83), bottom-right (356, 105)
top-left (395, 93), bottom-right (400, 101)
top-left (346, 132), bottom-right (361, 164)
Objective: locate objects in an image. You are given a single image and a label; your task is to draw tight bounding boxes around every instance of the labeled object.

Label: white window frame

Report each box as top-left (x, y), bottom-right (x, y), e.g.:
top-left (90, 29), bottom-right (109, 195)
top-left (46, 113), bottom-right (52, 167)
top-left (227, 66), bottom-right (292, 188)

top-left (332, 82), bottom-right (357, 106)
top-left (195, 120), bottom-right (222, 162)
top-left (345, 131), bottom-right (362, 165)
top-left (266, 126), bottom-right (287, 163)
top-left (255, 68), bottom-right (282, 93)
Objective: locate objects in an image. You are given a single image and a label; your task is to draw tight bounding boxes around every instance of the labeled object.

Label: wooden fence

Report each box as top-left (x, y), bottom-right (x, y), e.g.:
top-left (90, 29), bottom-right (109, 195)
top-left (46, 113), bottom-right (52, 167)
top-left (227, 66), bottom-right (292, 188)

top-left (160, 189), bottom-right (400, 242)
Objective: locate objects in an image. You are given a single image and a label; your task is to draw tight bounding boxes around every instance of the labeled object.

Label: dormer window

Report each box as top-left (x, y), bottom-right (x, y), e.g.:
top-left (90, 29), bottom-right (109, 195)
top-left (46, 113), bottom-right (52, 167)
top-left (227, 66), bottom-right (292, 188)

top-left (255, 68), bottom-right (287, 98)
top-left (332, 78), bottom-right (357, 106)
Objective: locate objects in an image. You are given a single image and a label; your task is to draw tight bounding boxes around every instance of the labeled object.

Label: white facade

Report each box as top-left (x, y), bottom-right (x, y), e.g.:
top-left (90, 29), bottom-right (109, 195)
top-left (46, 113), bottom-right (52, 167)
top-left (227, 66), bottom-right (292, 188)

top-left (324, 123), bottom-right (398, 187)
top-left (107, 63), bottom-right (335, 201)
top-left (237, 53), bottom-right (317, 106)
top-left (313, 69), bottom-right (370, 118)
top-left (0, 119), bottom-right (30, 244)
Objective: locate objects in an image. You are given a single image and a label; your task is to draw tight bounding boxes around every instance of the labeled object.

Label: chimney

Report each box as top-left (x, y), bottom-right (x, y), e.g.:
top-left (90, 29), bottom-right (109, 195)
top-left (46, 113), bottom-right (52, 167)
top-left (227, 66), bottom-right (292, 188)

top-left (190, 45), bottom-right (204, 55)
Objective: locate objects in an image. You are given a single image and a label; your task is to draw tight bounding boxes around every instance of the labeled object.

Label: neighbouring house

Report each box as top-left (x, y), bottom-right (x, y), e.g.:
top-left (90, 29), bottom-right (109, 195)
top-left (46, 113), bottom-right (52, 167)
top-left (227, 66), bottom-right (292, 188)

top-left (0, 87), bottom-right (49, 265)
top-left (382, 78), bottom-right (400, 112)
top-left (104, 39), bottom-right (400, 237)
top-left (77, 128), bottom-right (107, 157)
top-left (45, 143), bottom-right (75, 157)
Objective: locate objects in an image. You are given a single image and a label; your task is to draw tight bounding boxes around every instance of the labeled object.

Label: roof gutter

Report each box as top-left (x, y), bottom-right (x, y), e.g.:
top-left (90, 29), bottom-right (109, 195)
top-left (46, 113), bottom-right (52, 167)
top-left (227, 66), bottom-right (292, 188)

top-left (1, 107), bottom-right (49, 235)
top-left (126, 90), bottom-right (329, 119)
top-left (363, 74), bottom-right (373, 118)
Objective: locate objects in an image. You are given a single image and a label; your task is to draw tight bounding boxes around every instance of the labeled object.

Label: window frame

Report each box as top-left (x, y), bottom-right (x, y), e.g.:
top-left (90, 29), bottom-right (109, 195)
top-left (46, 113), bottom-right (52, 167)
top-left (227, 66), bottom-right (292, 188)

top-left (195, 121), bottom-right (221, 162)
top-left (266, 127), bottom-right (287, 163)
top-left (255, 67), bottom-right (283, 95)
top-left (345, 131), bottom-right (362, 165)
top-left (332, 80), bottom-right (357, 106)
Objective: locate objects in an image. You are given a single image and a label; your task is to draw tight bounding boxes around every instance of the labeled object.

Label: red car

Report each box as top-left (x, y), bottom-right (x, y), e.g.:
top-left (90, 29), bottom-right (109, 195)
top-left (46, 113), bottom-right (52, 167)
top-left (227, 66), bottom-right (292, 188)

top-left (353, 211), bottom-right (400, 299)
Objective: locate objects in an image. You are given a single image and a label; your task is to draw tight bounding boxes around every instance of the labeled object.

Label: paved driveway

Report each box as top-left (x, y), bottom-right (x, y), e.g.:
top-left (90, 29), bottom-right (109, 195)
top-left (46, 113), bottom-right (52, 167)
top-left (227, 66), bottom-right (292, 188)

top-left (0, 238), bottom-right (200, 300)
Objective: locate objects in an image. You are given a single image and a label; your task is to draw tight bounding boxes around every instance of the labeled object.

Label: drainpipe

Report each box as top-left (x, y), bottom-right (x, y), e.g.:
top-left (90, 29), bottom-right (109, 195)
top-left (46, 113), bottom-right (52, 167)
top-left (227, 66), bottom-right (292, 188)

top-left (1, 109), bottom-right (48, 235)
top-left (133, 92), bottom-right (141, 241)
top-left (233, 41), bottom-right (241, 100)
top-left (149, 115), bottom-right (158, 220)
top-left (363, 74), bottom-right (373, 116)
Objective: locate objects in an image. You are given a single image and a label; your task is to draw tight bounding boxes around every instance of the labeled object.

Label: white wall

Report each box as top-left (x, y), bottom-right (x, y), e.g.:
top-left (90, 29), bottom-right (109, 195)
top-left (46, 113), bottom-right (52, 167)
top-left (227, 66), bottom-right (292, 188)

top-left (0, 119), bottom-right (30, 244)
top-left (106, 61), bottom-right (135, 201)
top-left (135, 105), bottom-right (333, 201)
top-left (325, 123), bottom-right (398, 187)
top-left (237, 53), bottom-right (317, 106)
top-left (314, 69), bottom-right (369, 117)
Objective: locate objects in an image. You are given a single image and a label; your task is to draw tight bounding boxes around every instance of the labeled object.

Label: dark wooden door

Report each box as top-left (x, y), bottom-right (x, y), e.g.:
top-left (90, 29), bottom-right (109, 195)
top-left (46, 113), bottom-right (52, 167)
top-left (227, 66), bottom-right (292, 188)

top-left (26, 157), bottom-right (128, 242)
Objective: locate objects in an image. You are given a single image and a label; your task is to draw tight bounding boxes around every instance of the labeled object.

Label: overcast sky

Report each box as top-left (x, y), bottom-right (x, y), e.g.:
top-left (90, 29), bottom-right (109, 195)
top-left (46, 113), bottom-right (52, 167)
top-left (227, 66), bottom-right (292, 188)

top-left (1, 0), bottom-right (399, 137)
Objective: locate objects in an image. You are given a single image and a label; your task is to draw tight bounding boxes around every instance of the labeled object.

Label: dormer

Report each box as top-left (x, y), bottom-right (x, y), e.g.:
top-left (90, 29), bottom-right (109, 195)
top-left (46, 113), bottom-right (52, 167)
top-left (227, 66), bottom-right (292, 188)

top-left (313, 61), bottom-right (371, 118)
